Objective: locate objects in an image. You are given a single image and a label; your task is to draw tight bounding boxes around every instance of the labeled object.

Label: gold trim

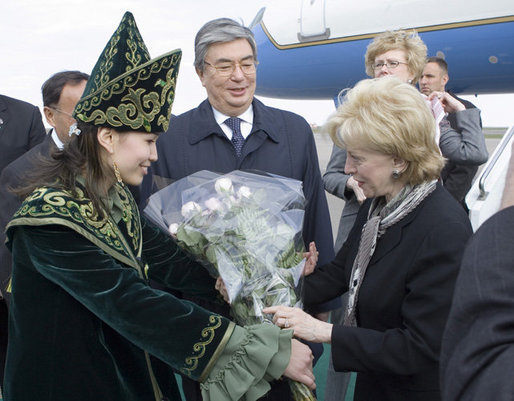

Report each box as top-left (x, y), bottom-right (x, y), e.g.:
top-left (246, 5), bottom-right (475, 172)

top-left (144, 351), bottom-right (164, 401)
top-left (198, 321), bottom-right (236, 382)
top-left (6, 184), bottom-right (143, 274)
top-left (181, 315), bottom-right (224, 378)
top-left (262, 15), bottom-right (514, 50)
top-left (7, 216), bottom-right (138, 270)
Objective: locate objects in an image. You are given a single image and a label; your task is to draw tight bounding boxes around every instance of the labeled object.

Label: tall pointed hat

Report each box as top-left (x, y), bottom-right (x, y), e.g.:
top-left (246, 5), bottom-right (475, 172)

top-left (73, 12), bottom-right (181, 133)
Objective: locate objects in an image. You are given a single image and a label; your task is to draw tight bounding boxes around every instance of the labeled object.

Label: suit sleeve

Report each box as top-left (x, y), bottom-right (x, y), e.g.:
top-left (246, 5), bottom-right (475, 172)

top-left (27, 105), bottom-right (47, 149)
top-left (300, 121), bottom-right (334, 266)
top-left (440, 207), bottom-right (514, 401)
top-left (329, 219), bottom-right (468, 375)
top-left (323, 144), bottom-right (352, 201)
top-left (439, 108), bottom-right (488, 165)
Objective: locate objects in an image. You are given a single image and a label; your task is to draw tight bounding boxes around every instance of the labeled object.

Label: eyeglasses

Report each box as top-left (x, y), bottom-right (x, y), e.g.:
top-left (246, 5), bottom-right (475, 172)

top-left (204, 60), bottom-right (258, 76)
top-left (48, 106), bottom-right (75, 119)
top-left (373, 60), bottom-right (408, 70)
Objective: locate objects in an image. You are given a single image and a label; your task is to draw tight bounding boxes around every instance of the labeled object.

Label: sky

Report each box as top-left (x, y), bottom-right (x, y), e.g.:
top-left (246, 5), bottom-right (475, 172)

top-left (1, 0), bottom-right (513, 128)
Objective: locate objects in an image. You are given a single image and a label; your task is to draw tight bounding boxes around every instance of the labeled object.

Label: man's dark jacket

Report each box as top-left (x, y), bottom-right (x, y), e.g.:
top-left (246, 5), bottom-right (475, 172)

top-left (0, 95), bottom-right (46, 173)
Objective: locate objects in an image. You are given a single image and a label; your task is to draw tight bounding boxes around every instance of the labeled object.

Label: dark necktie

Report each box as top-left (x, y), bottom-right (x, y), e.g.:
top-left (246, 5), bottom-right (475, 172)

top-left (225, 117), bottom-right (244, 157)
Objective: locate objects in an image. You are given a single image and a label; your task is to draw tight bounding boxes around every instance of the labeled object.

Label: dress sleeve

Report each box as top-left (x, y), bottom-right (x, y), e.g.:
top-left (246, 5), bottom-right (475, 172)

top-left (201, 324), bottom-right (292, 401)
top-left (10, 224), bottom-right (232, 381)
top-left (141, 216), bottom-right (219, 300)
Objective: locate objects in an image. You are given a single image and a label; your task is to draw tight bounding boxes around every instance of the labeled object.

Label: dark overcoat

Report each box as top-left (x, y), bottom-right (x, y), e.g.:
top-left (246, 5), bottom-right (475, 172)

top-left (304, 184), bottom-right (472, 401)
top-left (0, 95), bottom-right (46, 173)
top-left (441, 206), bottom-right (514, 401)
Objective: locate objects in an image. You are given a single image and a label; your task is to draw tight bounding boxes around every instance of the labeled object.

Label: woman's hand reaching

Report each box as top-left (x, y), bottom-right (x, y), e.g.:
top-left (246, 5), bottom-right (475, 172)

top-left (263, 305), bottom-right (333, 343)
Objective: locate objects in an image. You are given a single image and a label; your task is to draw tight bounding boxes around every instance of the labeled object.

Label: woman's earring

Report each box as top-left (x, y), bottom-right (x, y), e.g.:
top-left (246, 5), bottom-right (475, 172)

top-left (113, 162), bottom-right (123, 183)
top-left (392, 169), bottom-right (401, 179)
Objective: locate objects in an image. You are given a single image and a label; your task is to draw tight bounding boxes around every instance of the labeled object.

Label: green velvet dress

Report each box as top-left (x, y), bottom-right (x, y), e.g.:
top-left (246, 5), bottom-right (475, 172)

top-left (4, 182), bottom-right (291, 401)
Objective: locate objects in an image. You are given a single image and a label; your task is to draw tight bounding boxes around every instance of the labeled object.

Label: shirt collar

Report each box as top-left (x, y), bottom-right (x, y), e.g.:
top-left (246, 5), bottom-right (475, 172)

top-left (50, 128), bottom-right (65, 150)
top-left (211, 104), bottom-right (254, 126)
top-left (188, 99), bottom-right (279, 144)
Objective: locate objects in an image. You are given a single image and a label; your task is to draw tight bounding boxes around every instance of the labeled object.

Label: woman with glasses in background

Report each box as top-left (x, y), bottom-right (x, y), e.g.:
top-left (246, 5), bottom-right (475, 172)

top-left (322, 29), bottom-right (487, 401)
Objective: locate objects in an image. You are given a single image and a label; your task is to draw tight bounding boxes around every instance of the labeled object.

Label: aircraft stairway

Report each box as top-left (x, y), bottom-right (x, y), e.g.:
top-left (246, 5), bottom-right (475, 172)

top-left (467, 125), bottom-right (514, 231)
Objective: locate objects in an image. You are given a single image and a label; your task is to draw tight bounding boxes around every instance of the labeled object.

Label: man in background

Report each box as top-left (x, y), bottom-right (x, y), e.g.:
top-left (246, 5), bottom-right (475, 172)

top-left (441, 138), bottom-right (514, 401)
top-left (0, 71), bottom-right (88, 391)
top-left (142, 17), bottom-right (335, 400)
top-left (419, 56), bottom-right (485, 210)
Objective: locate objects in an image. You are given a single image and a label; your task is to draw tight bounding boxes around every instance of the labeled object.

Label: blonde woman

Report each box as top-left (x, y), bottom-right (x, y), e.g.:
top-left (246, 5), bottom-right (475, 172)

top-left (266, 76), bottom-right (472, 401)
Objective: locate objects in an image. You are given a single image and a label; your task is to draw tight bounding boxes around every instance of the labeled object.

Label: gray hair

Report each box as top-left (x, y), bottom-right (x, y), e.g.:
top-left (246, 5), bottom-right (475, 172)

top-left (194, 18), bottom-right (257, 71)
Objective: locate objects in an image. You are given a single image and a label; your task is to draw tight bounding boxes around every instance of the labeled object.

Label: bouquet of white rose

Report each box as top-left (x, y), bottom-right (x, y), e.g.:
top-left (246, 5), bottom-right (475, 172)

top-left (144, 170), bottom-right (316, 400)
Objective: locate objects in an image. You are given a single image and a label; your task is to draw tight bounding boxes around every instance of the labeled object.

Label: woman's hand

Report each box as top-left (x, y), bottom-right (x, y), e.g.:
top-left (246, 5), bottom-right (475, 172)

top-left (263, 305), bottom-right (333, 343)
top-left (214, 277), bottom-right (230, 304)
top-left (346, 176), bottom-right (366, 204)
top-left (283, 339), bottom-right (316, 390)
top-left (428, 91), bottom-right (466, 113)
top-left (302, 241), bottom-right (318, 276)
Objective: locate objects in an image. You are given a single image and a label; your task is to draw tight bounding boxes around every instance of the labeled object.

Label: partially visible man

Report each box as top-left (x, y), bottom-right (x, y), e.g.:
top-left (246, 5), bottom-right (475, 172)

top-left (0, 95), bottom-right (46, 173)
top-left (0, 71), bottom-right (88, 391)
top-left (0, 70), bottom-right (88, 300)
top-left (440, 139), bottom-right (514, 401)
top-left (419, 56), bottom-right (485, 210)
top-left (142, 17), bottom-right (334, 401)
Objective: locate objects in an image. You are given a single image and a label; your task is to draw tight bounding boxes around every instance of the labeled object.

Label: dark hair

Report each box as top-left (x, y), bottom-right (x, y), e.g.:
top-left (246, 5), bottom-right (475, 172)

top-left (41, 70), bottom-right (89, 107)
top-left (426, 56), bottom-right (448, 75)
top-left (194, 18), bottom-right (257, 71)
top-left (16, 121), bottom-right (116, 218)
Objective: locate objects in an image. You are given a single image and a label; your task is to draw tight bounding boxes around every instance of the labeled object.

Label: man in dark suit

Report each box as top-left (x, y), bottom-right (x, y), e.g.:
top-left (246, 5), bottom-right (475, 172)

top-left (440, 140), bottom-right (514, 401)
top-left (419, 57), bottom-right (485, 211)
top-left (0, 95), bottom-right (46, 173)
top-left (141, 18), bottom-right (335, 401)
top-left (0, 71), bottom-right (88, 391)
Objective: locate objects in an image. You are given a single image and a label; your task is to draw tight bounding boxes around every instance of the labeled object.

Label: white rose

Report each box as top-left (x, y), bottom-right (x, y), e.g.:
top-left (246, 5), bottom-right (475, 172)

top-left (214, 178), bottom-right (233, 195)
top-left (237, 186), bottom-right (252, 198)
top-left (205, 197), bottom-right (223, 211)
top-left (168, 223), bottom-right (179, 235)
top-left (181, 201), bottom-right (202, 218)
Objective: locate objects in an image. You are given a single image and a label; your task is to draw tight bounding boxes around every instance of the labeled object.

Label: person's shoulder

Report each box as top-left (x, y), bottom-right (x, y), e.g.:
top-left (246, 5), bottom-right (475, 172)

top-left (0, 94), bottom-right (39, 113)
top-left (2, 138), bottom-right (49, 175)
top-left (167, 100), bottom-right (211, 127)
top-left (255, 98), bottom-right (308, 121)
top-left (448, 92), bottom-right (477, 110)
top-left (421, 183), bottom-right (471, 225)
top-left (476, 205), bottom-right (514, 236)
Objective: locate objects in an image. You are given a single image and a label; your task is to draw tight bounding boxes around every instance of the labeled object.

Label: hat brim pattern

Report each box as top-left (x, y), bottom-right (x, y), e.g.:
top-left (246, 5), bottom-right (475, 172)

top-left (75, 49), bottom-right (181, 133)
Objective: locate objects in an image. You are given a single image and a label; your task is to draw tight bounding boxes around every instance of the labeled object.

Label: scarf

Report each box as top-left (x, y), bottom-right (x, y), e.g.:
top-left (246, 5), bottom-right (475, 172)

top-left (343, 180), bottom-right (437, 327)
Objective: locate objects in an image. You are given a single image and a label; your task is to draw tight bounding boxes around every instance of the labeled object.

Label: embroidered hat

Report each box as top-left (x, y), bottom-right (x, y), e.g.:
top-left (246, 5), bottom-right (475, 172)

top-left (73, 11), bottom-right (181, 133)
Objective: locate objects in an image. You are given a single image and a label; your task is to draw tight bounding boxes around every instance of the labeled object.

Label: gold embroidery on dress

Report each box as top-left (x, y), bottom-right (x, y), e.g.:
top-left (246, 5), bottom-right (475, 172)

top-left (181, 315), bottom-right (223, 377)
top-left (12, 184), bottom-right (141, 263)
